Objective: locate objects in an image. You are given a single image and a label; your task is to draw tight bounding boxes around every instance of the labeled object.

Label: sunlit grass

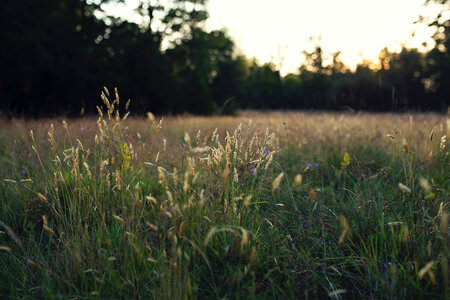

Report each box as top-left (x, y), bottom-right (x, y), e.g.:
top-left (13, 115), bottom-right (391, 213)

top-left (0, 91), bottom-right (448, 298)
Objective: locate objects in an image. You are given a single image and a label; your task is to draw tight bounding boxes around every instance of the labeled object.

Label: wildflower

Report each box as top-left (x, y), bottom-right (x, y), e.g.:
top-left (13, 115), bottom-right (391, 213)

top-left (264, 151), bottom-right (270, 156)
top-left (103, 166), bottom-right (107, 172)
top-left (307, 162), bottom-right (312, 167)
top-left (30, 159), bottom-right (35, 165)
top-left (21, 169), bottom-right (26, 175)
top-left (283, 121), bottom-right (286, 125)
top-left (121, 143), bottom-right (131, 170)
top-left (425, 192), bottom-right (435, 199)
top-left (250, 164), bottom-right (256, 176)
top-left (405, 163), bottom-right (409, 169)
top-left (10, 151), bottom-right (15, 156)
top-left (341, 152), bottom-right (350, 169)
top-left (315, 163), bottom-right (319, 167)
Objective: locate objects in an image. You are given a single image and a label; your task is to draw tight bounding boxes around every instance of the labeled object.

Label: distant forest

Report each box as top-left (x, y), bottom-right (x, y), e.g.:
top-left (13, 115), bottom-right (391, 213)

top-left (0, 0), bottom-right (449, 117)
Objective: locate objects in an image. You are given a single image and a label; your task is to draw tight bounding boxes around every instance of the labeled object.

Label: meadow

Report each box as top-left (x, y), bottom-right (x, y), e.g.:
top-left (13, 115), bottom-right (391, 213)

top-left (0, 90), bottom-right (448, 299)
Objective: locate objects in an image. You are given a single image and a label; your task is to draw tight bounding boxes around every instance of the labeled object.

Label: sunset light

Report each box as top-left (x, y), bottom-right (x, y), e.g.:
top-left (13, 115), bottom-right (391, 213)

top-left (101, 0), bottom-right (442, 74)
top-left (2, 0), bottom-right (449, 298)
top-left (206, 0), bottom-right (440, 73)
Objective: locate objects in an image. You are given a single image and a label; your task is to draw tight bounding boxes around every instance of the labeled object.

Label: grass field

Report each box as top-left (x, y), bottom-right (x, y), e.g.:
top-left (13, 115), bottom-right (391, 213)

top-left (0, 91), bottom-right (449, 299)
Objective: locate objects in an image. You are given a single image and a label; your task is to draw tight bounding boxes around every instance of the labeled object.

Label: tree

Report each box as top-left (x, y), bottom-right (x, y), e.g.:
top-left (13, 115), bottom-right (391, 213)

top-left (0, 0), bottom-right (106, 117)
top-left (166, 28), bottom-right (236, 114)
top-left (420, 0), bottom-right (450, 110)
top-left (243, 61), bottom-right (282, 109)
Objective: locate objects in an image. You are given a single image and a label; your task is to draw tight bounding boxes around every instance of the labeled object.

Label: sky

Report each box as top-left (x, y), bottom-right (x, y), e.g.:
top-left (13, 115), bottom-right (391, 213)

top-left (101, 0), bottom-right (443, 75)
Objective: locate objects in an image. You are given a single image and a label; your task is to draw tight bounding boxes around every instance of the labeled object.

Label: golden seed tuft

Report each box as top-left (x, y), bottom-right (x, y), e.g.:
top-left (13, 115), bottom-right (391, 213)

top-left (37, 193), bottom-right (48, 202)
top-left (292, 174), bottom-right (303, 187)
top-left (272, 172), bottom-right (284, 192)
top-left (398, 183), bottom-right (411, 193)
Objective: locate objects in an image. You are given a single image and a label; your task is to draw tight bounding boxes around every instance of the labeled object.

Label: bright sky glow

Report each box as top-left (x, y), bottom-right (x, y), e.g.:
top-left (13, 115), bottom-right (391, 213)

top-left (101, 0), bottom-right (443, 75)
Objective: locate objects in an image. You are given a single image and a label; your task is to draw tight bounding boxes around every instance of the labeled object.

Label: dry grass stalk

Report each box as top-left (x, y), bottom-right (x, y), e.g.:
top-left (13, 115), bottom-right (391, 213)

top-left (402, 225), bottom-right (409, 243)
top-left (338, 215), bottom-right (350, 245)
top-left (0, 246), bottom-right (11, 252)
top-left (418, 261), bottom-right (436, 283)
top-left (328, 289), bottom-right (347, 297)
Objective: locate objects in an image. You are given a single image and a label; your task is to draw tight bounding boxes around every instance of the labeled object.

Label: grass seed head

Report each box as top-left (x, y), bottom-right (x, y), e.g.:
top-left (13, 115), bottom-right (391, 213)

top-left (440, 135), bottom-right (447, 151)
top-left (223, 165), bottom-right (229, 182)
top-left (0, 246), bottom-right (11, 253)
top-left (419, 177), bottom-right (432, 193)
top-left (42, 215), bottom-right (48, 226)
top-left (244, 195), bottom-right (253, 207)
top-left (240, 228), bottom-right (249, 252)
top-left (44, 226), bottom-right (55, 237)
top-left (402, 138), bottom-right (408, 153)
top-left (37, 193), bottom-right (48, 203)
top-left (328, 289), bottom-right (347, 298)
top-left (115, 172), bottom-right (121, 190)
top-left (147, 112), bottom-right (155, 122)
top-left (418, 261), bottom-right (436, 283)
top-left (272, 172), bottom-right (284, 192)
top-left (184, 132), bottom-right (191, 145)
top-left (183, 172), bottom-right (190, 193)
top-left (292, 174), bottom-right (303, 187)
top-left (0, 222), bottom-right (23, 249)
top-left (158, 167), bottom-right (166, 186)
top-left (398, 183), bottom-right (411, 193)
top-left (146, 195), bottom-right (158, 205)
top-left (113, 215), bottom-right (125, 224)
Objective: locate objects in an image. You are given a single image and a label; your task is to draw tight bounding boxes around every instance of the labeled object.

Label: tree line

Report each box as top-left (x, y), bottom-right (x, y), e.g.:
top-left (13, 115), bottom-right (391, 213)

top-left (0, 0), bottom-right (448, 117)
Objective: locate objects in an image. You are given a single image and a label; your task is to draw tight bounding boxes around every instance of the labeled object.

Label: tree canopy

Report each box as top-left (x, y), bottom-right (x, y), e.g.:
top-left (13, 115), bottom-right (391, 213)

top-left (0, 0), bottom-right (448, 117)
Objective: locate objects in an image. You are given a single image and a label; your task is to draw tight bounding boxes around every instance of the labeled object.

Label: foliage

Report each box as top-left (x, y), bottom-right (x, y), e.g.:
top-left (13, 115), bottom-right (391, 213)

top-left (0, 94), bottom-right (448, 298)
top-left (0, 0), bottom-right (448, 117)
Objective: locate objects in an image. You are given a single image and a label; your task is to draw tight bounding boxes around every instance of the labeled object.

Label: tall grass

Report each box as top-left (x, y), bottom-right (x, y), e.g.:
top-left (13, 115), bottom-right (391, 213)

top-left (0, 91), bottom-right (448, 299)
